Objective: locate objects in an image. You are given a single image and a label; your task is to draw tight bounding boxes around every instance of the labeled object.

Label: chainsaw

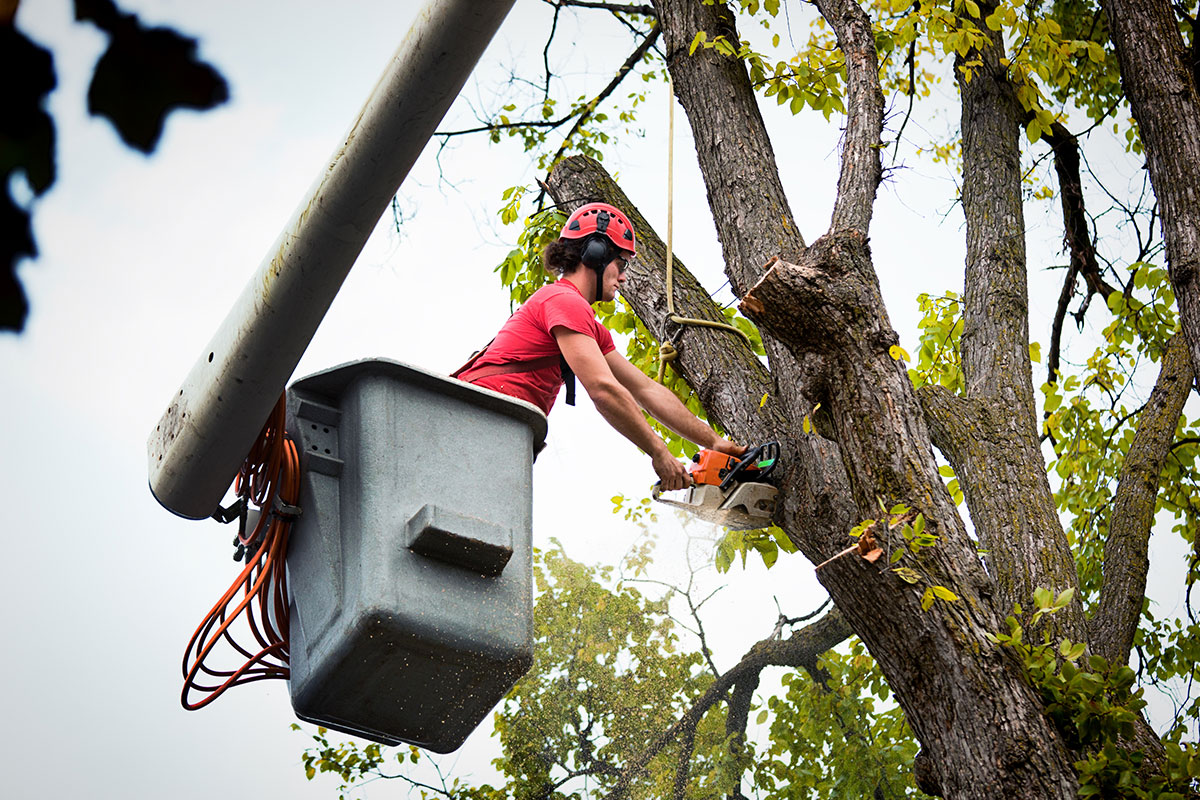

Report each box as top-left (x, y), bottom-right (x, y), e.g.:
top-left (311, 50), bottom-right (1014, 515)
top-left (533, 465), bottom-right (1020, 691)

top-left (652, 441), bottom-right (780, 530)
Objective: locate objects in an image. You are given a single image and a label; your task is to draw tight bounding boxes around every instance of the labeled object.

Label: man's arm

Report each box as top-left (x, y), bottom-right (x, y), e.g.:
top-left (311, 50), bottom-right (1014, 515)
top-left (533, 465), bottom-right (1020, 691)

top-left (553, 328), bottom-right (692, 490)
top-left (605, 349), bottom-right (744, 457)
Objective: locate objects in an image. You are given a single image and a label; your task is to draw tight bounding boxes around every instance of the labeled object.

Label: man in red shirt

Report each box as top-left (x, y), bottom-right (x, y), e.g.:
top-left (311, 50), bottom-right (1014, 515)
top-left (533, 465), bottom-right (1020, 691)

top-left (456, 202), bottom-right (743, 491)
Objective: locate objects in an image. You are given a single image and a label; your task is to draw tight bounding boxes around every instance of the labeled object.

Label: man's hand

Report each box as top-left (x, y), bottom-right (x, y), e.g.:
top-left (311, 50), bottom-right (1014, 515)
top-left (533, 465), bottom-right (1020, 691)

top-left (652, 450), bottom-right (692, 491)
top-left (710, 439), bottom-right (747, 458)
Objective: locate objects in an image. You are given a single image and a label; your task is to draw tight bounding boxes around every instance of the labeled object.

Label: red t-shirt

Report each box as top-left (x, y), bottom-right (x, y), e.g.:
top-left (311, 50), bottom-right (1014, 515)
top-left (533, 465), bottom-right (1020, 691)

top-left (461, 281), bottom-right (615, 414)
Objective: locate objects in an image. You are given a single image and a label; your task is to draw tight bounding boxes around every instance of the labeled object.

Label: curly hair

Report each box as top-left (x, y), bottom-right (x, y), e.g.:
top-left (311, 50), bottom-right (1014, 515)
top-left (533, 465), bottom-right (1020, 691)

top-left (541, 237), bottom-right (587, 276)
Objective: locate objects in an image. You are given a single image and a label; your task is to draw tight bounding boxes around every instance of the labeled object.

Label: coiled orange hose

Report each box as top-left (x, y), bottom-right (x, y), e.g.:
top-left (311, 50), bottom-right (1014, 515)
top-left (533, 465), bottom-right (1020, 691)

top-left (181, 394), bottom-right (299, 710)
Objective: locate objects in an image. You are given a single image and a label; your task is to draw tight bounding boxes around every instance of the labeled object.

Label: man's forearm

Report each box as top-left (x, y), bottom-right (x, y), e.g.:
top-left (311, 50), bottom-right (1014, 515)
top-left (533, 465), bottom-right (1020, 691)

top-left (589, 381), bottom-right (675, 458)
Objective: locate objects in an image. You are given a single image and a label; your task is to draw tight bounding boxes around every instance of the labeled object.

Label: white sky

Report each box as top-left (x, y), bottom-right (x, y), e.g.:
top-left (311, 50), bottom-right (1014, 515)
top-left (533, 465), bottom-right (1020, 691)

top-left (2, 1), bottom-right (1191, 798)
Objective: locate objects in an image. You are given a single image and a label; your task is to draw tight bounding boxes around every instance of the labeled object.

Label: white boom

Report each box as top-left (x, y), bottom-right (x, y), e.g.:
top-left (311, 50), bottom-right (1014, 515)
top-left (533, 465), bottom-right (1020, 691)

top-left (148, 0), bottom-right (516, 519)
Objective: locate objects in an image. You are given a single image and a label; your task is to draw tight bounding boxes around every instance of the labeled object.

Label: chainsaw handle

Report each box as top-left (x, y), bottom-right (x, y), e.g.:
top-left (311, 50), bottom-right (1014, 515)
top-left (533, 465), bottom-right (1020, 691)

top-left (718, 441), bottom-right (780, 492)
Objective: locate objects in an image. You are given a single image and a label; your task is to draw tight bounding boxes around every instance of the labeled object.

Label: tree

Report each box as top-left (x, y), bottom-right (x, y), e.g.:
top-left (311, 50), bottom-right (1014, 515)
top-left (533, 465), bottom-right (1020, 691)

top-left (305, 0), bottom-right (1200, 796)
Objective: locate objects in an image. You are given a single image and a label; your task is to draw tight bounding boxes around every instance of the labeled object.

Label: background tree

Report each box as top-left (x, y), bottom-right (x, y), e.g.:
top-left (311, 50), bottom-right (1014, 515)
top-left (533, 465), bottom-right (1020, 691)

top-left (304, 0), bottom-right (1200, 797)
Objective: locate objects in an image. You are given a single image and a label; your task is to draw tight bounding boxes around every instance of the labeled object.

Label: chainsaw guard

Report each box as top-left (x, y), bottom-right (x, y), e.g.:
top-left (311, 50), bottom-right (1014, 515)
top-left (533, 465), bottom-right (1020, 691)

top-left (653, 482), bottom-right (777, 530)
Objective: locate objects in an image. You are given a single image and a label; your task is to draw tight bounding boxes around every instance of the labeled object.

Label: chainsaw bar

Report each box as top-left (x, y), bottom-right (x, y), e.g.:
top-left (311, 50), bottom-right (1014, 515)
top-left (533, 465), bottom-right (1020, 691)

top-left (652, 482), bottom-right (778, 531)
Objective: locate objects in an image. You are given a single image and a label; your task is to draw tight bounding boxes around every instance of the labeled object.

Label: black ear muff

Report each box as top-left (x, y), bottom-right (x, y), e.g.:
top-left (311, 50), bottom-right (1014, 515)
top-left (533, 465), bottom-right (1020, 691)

top-left (580, 235), bottom-right (613, 269)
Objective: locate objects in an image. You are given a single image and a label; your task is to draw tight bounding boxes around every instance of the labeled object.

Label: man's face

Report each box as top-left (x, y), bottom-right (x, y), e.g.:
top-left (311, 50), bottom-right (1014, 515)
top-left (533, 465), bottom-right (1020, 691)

top-left (600, 253), bottom-right (630, 302)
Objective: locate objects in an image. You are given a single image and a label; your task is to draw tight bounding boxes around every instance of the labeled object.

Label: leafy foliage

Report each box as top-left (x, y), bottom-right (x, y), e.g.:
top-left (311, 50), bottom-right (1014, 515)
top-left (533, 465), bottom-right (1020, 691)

top-left (759, 639), bottom-right (935, 799)
top-left (990, 598), bottom-right (1200, 798)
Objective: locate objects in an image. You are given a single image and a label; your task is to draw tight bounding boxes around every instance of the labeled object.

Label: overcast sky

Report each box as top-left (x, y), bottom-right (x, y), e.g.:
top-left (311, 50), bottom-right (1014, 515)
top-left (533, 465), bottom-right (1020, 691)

top-left (2, 2), bottom-right (1191, 798)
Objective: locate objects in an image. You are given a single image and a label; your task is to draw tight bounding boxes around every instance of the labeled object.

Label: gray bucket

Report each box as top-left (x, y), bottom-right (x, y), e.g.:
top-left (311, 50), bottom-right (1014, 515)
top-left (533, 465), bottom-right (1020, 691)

top-left (284, 358), bottom-right (546, 752)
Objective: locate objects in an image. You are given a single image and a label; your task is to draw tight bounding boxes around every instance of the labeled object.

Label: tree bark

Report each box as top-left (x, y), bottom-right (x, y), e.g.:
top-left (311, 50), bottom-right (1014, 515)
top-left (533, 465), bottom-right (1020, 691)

top-left (742, 239), bottom-right (1077, 799)
top-left (1091, 332), bottom-right (1194, 666)
top-left (1100, 0), bottom-right (1200, 384)
top-left (644, 0), bottom-right (1085, 795)
top-left (953, 6), bottom-right (1086, 642)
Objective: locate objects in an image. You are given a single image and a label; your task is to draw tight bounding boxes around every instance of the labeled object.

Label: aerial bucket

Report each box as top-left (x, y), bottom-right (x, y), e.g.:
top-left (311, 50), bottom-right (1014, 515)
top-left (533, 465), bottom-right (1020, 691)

top-left (283, 358), bottom-right (546, 752)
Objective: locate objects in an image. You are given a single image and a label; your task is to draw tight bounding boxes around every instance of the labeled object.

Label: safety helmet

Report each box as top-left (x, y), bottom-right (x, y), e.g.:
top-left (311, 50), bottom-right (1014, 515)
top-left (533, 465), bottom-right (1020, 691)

top-left (560, 202), bottom-right (637, 303)
top-left (560, 202), bottom-right (637, 256)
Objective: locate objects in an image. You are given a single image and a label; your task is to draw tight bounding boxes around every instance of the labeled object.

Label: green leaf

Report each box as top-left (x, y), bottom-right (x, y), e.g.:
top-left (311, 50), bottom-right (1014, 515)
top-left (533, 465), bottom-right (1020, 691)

top-left (893, 566), bottom-right (922, 584)
top-left (931, 585), bottom-right (958, 602)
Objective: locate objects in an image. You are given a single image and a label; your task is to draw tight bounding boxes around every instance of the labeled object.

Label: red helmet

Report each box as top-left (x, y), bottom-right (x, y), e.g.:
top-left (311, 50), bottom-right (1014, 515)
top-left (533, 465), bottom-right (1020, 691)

top-left (560, 202), bottom-right (637, 255)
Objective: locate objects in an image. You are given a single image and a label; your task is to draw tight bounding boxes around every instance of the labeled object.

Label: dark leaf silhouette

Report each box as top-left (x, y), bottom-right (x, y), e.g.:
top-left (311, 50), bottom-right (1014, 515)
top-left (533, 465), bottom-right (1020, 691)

top-left (0, 26), bottom-right (57, 331)
top-left (77, 0), bottom-right (229, 153)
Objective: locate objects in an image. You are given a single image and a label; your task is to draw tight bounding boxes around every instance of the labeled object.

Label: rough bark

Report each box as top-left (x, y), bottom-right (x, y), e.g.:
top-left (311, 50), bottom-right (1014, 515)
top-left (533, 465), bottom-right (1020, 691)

top-left (649, 0), bottom-right (1082, 795)
top-left (949, 7), bottom-right (1086, 642)
top-left (1100, 0), bottom-right (1200, 384)
top-left (1091, 332), bottom-right (1194, 665)
top-left (652, 0), bottom-right (805, 296)
top-left (742, 239), bottom-right (1076, 800)
top-left (813, 0), bottom-right (884, 236)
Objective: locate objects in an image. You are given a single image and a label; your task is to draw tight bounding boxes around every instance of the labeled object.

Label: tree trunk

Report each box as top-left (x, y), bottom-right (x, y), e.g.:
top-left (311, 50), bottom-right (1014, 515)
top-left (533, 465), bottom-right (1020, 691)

top-left (644, 0), bottom-right (1088, 795)
top-left (1100, 0), bottom-right (1200, 383)
top-left (938, 3), bottom-right (1086, 642)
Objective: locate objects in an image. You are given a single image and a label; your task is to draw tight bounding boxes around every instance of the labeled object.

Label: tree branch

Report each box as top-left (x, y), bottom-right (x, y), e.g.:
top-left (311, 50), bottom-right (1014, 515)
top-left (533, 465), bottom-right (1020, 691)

top-left (546, 25), bottom-right (661, 169)
top-left (599, 607), bottom-right (853, 800)
top-left (549, 0), bottom-right (657, 15)
top-left (953, 0), bottom-right (1085, 641)
top-left (1101, 0), bottom-right (1200, 389)
top-left (436, 23), bottom-right (658, 150)
top-left (1090, 331), bottom-right (1194, 665)
top-left (1039, 119), bottom-right (1118, 386)
top-left (811, 0), bottom-right (885, 235)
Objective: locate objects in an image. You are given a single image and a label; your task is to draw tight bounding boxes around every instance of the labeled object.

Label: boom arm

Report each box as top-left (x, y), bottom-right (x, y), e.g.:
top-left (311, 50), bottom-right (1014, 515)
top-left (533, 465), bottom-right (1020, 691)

top-left (148, 0), bottom-right (515, 519)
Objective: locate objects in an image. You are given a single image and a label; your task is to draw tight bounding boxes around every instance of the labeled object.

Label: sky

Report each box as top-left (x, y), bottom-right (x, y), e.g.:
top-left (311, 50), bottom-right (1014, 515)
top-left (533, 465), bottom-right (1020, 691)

top-left (2, 1), bottom-right (1192, 798)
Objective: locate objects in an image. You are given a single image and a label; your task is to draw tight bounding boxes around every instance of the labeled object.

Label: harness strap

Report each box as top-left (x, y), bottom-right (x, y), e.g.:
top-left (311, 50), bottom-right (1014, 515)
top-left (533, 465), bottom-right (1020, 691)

top-left (454, 350), bottom-right (577, 406)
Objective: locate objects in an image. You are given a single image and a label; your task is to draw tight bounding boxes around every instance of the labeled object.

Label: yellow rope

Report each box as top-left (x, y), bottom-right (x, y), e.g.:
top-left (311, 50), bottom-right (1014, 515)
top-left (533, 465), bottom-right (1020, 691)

top-left (657, 76), bottom-right (751, 384)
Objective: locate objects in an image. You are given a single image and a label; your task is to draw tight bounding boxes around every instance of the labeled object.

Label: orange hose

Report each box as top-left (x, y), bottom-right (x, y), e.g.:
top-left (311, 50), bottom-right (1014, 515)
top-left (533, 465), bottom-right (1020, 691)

top-left (181, 394), bottom-right (299, 711)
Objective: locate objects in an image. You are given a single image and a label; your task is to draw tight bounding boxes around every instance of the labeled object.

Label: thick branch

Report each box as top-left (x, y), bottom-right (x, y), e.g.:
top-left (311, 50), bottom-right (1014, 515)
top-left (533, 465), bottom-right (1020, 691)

top-left (1101, 0), bottom-right (1200, 385)
top-left (1091, 332), bottom-right (1194, 665)
top-left (811, 0), bottom-right (884, 234)
top-left (653, 0), bottom-right (805, 296)
top-left (955, 2), bottom-right (1085, 641)
top-left (600, 608), bottom-right (853, 800)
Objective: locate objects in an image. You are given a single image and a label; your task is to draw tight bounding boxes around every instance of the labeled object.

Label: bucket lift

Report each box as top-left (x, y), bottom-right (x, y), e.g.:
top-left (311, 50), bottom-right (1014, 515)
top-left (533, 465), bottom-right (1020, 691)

top-left (285, 360), bottom-right (545, 751)
top-left (147, 0), bottom-right (534, 751)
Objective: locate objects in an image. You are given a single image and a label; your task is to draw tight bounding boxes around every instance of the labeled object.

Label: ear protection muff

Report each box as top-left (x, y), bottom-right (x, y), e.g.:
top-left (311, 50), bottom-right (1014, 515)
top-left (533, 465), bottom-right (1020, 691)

top-left (579, 234), bottom-right (614, 269)
top-left (579, 234), bottom-right (614, 302)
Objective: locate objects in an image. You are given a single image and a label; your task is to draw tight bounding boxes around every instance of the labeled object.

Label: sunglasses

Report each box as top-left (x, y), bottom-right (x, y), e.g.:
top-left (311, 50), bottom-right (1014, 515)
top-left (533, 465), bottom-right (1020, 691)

top-left (614, 256), bottom-right (629, 274)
